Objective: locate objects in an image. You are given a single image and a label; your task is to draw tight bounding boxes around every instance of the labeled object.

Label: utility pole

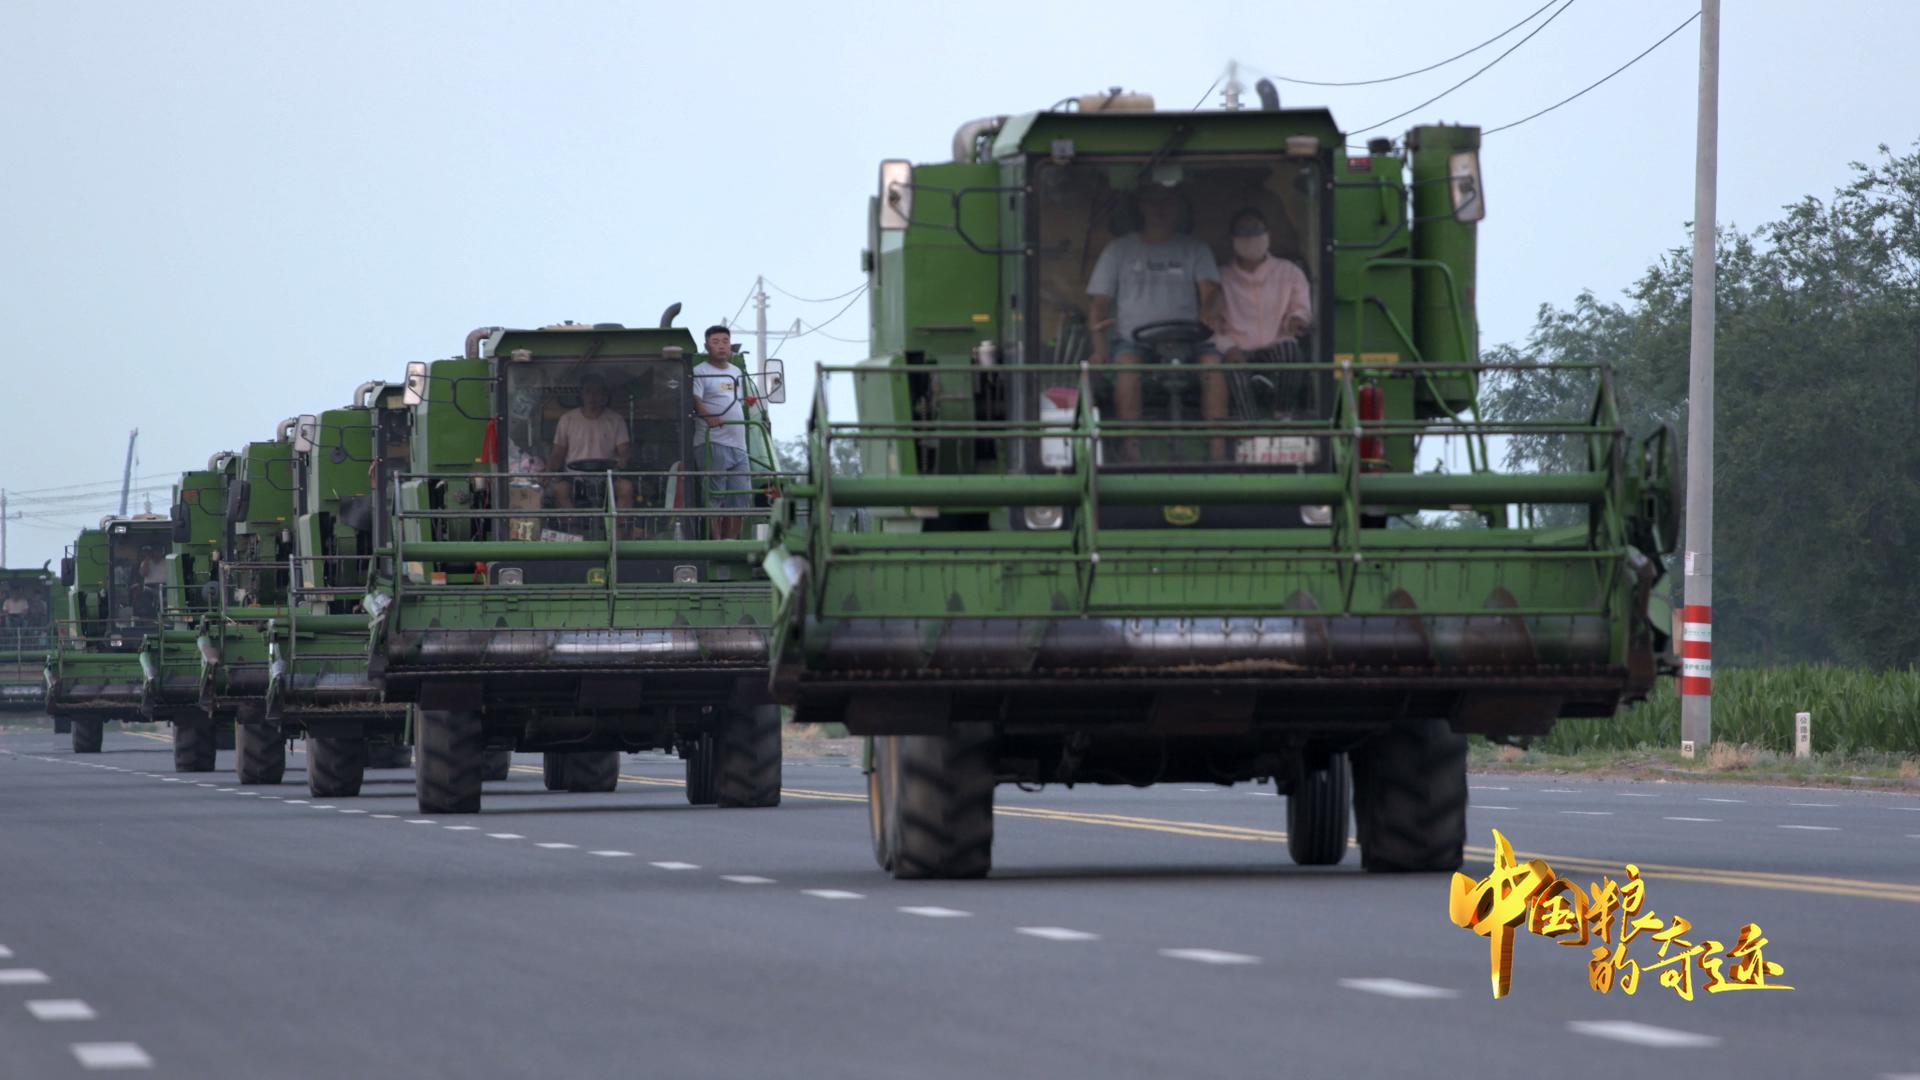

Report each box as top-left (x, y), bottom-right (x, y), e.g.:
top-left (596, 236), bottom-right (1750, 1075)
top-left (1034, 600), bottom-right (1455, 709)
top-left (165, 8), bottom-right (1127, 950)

top-left (752, 275), bottom-right (769, 366)
top-left (1680, 0), bottom-right (1720, 757)
top-left (117, 428), bottom-right (139, 517)
top-left (2, 489), bottom-right (8, 566)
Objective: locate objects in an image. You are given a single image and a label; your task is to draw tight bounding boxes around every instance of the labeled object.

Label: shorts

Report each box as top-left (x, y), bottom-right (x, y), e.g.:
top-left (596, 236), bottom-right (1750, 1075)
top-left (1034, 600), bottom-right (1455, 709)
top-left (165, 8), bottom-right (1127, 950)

top-left (701, 442), bottom-right (752, 510)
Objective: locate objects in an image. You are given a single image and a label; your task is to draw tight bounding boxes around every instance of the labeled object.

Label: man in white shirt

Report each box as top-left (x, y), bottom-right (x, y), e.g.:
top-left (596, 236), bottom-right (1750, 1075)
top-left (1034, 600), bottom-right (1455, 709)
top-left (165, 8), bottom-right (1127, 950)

top-left (550, 373), bottom-right (636, 521)
top-left (691, 325), bottom-right (752, 541)
top-left (1087, 180), bottom-right (1223, 458)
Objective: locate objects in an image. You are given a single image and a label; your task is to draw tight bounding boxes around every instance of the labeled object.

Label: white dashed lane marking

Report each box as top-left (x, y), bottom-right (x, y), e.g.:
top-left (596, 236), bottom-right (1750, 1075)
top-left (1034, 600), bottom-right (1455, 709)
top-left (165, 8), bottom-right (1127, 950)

top-left (0, 945), bottom-right (11, 958)
top-left (1540, 789), bottom-right (1579, 794)
top-left (70, 1042), bottom-right (154, 1070)
top-left (650, 861), bottom-right (700, 871)
top-left (589, 850), bottom-right (634, 858)
top-left (284, 799), bottom-right (309, 805)
top-left (1471, 786), bottom-right (1510, 791)
top-left (1618, 792), bottom-right (1658, 798)
top-left (27, 999), bottom-right (97, 1021)
top-left (535, 842), bottom-right (578, 850)
top-left (721, 875), bottom-right (775, 885)
top-left (443, 825), bottom-right (479, 832)
top-left (0, 969), bottom-right (52, 985)
top-left (1561, 811), bottom-right (1613, 816)
top-left (1160, 949), bottom-right (1260, 966)
top-left (486, 833), bottom-right (524, 840)
top-left (1789, 802), bottom-right (1837, 808)
top-left (371, 814), bottom-right (398, 819)
top-left (1700, 797), bottom-right (1744, 803)
top-left (1664, 817), bottom-right (1720, 823)
top-left (1017, 927), bottom-right (1100, 942)
top-left (803, 889), bottom-right (864, 900)
top-left (1339, 978), bottom-right (1459, 1000)
top-left (898, 906), bottom-right (971, 919)
top-left (1475, 805), bottom-right (1516, 811)
top-left (1566, 1020), bottom-right (1720, 1048)
top-left (308, 805), bottom-right (337, 810)
top-left (337, 809), bottom-right (367, 815)
top-left (1779, 825), bottom-right (1839, 831)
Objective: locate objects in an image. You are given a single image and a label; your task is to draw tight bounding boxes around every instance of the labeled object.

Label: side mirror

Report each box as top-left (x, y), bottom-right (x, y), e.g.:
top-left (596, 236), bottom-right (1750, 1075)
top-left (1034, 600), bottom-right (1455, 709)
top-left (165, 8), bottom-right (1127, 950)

top-left (1448, 150), bottom-right (1485, 223)
top-left (757, 359), bottom-right (787, 405)
top-left (293, 414), bottom-right (319, 455)
top-left (170, 502), bottom-right (191, 544)
top-left (60, 557), bottom-right (75, 587)
top-left (403, 361), bottom-right (428, 406)
top-left (877, 159), bottom-right (913, 230)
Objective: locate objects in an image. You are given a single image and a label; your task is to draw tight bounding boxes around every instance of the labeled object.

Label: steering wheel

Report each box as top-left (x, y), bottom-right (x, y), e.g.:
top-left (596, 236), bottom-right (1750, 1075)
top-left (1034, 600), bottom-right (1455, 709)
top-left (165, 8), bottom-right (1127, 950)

top-left (565, 458), bottom-right (617, 473)
top-left (1130, 319), bottom-right (1215, 351)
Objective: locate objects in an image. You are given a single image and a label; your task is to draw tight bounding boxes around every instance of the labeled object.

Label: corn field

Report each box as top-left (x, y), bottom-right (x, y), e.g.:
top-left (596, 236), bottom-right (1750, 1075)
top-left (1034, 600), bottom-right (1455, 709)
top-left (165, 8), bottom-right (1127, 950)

top-left (1540, 666), bottom-right (1920, 756)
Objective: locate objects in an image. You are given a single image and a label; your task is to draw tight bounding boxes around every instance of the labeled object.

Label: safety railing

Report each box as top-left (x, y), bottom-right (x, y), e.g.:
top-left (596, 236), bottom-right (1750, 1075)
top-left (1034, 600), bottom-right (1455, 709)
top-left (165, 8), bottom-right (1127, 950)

top-left (782, 359), bottom-right (1642, 620)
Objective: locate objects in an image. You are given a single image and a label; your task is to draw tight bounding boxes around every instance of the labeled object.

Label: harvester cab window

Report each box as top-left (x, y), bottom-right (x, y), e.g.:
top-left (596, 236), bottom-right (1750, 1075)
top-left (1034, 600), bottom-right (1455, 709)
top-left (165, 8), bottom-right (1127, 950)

top-left (502, 358), bottom-right (690, 537)
top-left (1031, 157), bottom-right (1326, 468)
top-left (106, 528), bottom-right (167, 632)
top-left (1, 581), bottom-right (50, 650)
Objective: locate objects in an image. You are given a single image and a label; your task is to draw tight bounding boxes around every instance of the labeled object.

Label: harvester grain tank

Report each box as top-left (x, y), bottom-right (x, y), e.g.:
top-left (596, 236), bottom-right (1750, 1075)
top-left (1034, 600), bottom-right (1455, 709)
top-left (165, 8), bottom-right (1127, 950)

top-left (765, 93), bottom-right (1678, 878)
top-left (369, 318), bottom-right (789, 813)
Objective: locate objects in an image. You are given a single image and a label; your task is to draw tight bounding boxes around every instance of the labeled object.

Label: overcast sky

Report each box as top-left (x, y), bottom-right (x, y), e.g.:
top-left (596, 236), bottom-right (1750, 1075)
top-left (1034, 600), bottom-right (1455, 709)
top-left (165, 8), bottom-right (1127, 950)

top-left (0, 0), bottom-right (1904, 567)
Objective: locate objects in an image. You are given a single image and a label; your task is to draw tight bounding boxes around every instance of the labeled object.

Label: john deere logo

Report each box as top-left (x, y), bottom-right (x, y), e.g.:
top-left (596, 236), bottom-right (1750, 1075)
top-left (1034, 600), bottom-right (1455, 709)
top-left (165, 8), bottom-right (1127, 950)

top-left (586, 568), bottom-right (607, 585)
top-left (1164, 505), bottom-right (1201, 526)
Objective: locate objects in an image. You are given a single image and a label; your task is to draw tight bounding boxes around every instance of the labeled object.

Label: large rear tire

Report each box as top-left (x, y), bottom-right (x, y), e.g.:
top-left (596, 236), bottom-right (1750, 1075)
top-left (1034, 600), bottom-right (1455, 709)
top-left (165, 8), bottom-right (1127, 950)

top-left (1285, 753), bottom-right (1350, 866)
top-left (71, 717), bottom-right (104, 754)
top-left (417, 710), bottom-right (484, 814)
top-left (714, 706), bottom-right (781, 808)
top-left (1352, 718), bottom-right (1468, 873)
top-left (561, 751), bottom-right (620, 793)
top-left (870, 726), bottom-right (995, 880)
top-left (173, 721), bottom-right (216, 772)
top-left (307, 737), bottom-right (367, 798)
top-left (235, 722), bottom-right (286, 785)
top-left (483, 749), bottom-right (512, 782)
top-left (683, 735), bottom-right (717, 805)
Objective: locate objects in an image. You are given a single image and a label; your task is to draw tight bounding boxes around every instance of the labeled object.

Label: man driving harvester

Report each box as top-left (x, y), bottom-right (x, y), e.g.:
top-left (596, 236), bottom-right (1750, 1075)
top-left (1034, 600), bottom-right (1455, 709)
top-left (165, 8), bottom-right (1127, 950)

top-left (1086, 173), bottom-right (1225, 462)
top-left (549, 373), bottom-right (638, 533)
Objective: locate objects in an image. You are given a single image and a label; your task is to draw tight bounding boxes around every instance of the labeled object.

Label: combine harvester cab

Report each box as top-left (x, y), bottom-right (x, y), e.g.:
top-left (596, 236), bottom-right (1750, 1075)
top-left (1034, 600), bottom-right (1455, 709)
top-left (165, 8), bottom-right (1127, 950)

top-left (137, 460), bottom-right (240, 770)
top-left (371, 317), bottom-right (789, 814)
top-left (767, 95), bottom-right (1680, 878)
top-left (209, 390), bottom-right (412, 793)
top-left (45, 516), bottom-right (178, 757)
top-left (1, 565), bottom-right (61, 716)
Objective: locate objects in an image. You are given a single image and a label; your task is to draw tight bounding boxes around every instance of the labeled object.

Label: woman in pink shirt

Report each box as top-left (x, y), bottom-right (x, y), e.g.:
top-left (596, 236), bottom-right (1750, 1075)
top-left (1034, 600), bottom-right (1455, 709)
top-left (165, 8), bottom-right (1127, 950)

top-left (1203, 207), bottom-right (1313, 458)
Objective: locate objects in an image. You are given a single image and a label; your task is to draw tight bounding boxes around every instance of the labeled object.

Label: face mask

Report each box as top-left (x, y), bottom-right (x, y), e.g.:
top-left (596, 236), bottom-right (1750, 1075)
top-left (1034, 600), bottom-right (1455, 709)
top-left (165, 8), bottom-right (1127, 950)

top-left (1233, 234), bottom-right (1270, 261)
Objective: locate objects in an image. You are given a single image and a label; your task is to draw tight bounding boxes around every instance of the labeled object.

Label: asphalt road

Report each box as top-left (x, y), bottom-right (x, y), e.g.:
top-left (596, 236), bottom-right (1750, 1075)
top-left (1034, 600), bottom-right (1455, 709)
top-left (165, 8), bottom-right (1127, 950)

top-left (2, 725), bottom-right (1916, 1079)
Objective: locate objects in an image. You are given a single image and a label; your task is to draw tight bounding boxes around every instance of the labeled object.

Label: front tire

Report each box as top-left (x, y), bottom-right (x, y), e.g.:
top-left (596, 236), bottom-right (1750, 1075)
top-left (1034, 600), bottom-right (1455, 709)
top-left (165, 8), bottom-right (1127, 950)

top-left (714, 706), bottom-right (781, 808)
top-left (483, 749), bottom-right (512, 782)
top-left (366, 743), bottom-right (412, 770)
top-left (308, 737), bottom-right (367, 798)
top-left (1352, 718), bottom-right (1467, 873)
top-left (174, 721), bottom-right (216, 772)
top-left (417, 710), bottom-right (485, 814)
top-left (236, 721), bottom-right (286, 785)
top-left (1285, 753), bottom-right (1350, 866)
top-left (870, 726), bottom-right (995, 880)
top-left (71, 717), bottom-right (104, 754)
top-left (541, 752), bottom-right (566, 791)
top-left (560, 751), bottom-right (619, 793)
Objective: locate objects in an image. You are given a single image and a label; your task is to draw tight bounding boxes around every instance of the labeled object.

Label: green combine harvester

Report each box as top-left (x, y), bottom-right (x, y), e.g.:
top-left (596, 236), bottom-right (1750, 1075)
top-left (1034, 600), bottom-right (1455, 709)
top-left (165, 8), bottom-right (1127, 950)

top-left (1, 565), bottom-right (61, 714)
top-left (45, 516), bottom-right (178, 756)
top-left (766, 91), bottom-right (1679, 878)
top-left (202, 392), bottom-right (409, 792)
top-left (368, 318), bottom-right (789, 814)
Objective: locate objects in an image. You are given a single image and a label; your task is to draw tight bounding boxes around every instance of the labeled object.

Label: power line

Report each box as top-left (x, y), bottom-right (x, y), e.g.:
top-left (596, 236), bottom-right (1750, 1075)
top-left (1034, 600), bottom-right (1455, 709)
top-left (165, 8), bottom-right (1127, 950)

top-left (1348, 0), bottom-right (1577, 135)
top-left (797, 323), bottom-right (869, 345)
top-left (763, 280), bottom-right (866, 305)
top-left (723, 280), bottom-right (758, 330)
top-left (782, 286), bottom-right (869, 342)
top-left (1250, 1), bottom-right (1561, 88)
top-left (1484, 10), bottom-right (1702, 135)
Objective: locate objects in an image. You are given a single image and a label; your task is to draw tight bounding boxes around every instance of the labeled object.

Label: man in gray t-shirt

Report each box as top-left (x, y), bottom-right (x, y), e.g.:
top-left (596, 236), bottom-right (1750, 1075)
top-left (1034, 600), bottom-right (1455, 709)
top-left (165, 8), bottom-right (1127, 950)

top-left (1087, 182), bottom-right (1223, 450)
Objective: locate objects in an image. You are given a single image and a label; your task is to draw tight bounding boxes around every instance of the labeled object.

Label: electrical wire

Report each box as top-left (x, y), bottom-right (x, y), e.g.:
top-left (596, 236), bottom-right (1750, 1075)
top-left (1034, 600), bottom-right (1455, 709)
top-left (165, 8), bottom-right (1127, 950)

top-left (1250, 0), bottom-right (1562, 87)
top-left (1348, 0), bottom-right (1577, 135)
top-left (1484, 9), bottom-right (1701, 135)
top-left (781, 286), bottom-right (869, 342)
top-left (796, 323), bottom-right (869, 345)
top-left (1190, 73), bottom-right (1224, 111)
top-left (723, 280), bottom-right (758, 331)
top-left (763, 280), bottom-right (866, 305)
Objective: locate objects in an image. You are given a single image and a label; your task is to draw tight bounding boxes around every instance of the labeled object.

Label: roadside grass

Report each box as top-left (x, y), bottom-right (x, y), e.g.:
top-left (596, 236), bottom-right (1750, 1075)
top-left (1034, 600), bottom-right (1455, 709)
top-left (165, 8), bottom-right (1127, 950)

top-left (1468, 739), bottom-right (1920, 790)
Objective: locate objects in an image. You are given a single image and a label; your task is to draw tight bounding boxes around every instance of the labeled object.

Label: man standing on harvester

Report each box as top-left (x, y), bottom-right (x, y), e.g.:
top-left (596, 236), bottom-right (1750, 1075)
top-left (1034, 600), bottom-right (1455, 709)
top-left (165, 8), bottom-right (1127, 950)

top-left (691, 324), bottom-right (750, 541)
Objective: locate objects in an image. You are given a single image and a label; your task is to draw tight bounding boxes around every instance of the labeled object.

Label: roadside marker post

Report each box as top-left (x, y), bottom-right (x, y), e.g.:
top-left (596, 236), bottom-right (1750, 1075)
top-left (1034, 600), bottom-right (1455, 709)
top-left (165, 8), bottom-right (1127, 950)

top-left (1795, 712), bottom-right (1811, 759)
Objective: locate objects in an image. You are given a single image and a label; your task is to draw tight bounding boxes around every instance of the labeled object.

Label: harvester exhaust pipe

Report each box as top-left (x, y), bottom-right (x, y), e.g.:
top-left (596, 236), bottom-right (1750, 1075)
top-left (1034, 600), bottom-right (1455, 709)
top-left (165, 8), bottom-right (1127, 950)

top-left (351, 380), bottom-right (382, 408)
top-left (659, 302), bottom-right (682, 329)
top-left (464, 326), bottom-right (503, 360)
top-left (275, 418), bottom-right (297, 443)
top-left (1255, 79), bottom-right (1280, 111)
top-left (952, 116), bottom-right (1006, 163)
top-left (206, 451), bottom-right (234, 471)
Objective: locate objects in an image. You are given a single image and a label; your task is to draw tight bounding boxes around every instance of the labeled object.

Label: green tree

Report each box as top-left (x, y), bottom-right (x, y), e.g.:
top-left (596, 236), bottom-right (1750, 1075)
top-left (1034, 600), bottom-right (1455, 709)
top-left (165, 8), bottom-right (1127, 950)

top-left (1488, 142), bottom-right (1920, 667)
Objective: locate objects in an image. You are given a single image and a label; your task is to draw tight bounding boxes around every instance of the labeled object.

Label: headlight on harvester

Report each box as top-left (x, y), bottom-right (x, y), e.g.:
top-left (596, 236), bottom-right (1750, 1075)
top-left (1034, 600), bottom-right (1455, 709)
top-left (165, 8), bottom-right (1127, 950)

top-left (1023, 505), bottom-right (1065, 531)
top-left (494, 567), bottom-right (523, 586)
